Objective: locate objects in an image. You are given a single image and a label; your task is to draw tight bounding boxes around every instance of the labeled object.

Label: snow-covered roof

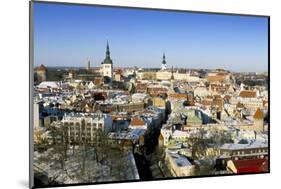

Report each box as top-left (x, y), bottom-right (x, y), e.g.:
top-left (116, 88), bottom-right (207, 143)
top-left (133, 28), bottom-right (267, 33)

top-left (172, 130), bottom-right (189, 138)
top-left (38, 81), bottom-right (60, 89)
top-left (220, 140), bottom-right (268, 150)
top-left (132, 93), bottom-right (148, 99)
top-left (167, 151), bottom-right (193, 167)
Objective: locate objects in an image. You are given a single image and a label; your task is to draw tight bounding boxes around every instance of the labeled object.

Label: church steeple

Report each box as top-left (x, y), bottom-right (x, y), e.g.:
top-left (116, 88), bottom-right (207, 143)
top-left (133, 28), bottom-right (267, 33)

top-left (161, 52), bottom-right (167, 70)
top-left (103, 40), bottom-right (113, 64)
top-left (106, 40), bottom-right (110, 58)
top-left (101, 41), bottom-right (113, 79)
top-left (162, 53), bottom-right (166, 65)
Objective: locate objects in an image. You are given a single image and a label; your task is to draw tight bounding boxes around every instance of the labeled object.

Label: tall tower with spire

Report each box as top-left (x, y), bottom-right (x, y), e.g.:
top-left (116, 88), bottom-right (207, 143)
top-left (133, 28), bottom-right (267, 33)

top-left (161, 53), bottom-right (167, 70)
top-left (101, 41), bottom-right (113, 78)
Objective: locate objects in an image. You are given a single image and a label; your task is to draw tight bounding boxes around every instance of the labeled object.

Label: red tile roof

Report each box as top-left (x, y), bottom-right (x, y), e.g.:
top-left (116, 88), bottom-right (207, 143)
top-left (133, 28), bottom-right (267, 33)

top-left (130, 117), bottom-right (145, 126)
top-left (253, 108), bottom-right (264, 119)
top-left (232, 159), bottom-right (268, 173)
top-left (207, 75), bottom-right (225, 82)
top-left (239, 90), bottom-right (256, 98)
top-left (168, 93), bottom-right (188, 100)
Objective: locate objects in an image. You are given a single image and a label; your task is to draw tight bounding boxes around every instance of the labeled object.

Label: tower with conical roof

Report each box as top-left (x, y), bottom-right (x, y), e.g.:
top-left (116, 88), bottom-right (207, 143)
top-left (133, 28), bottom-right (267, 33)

top-left (101, 41), bottom-right (113, 78)
top-left (253, 108), bottom-right (264, 132)
top-left (161, 53), bottom-right (167, 70)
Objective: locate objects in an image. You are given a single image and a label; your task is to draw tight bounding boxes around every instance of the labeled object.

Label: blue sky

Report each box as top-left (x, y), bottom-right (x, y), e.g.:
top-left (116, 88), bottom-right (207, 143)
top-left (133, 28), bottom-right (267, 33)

top-left (34, 2), bottom-right (268, 72)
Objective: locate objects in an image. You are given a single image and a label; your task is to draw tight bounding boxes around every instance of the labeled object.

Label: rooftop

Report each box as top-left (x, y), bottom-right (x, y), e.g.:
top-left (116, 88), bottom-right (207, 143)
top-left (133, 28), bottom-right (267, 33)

top-left (231, 158), bottom-right (268, 173)
top-left (220, 140), bottom-right (268, 150)
top-left (36, 64), bottom-right (47, 71)
top-left (239, 90), bottom-right (256, 98)
top-left (253, 108), bottom-right (264, 119)
top-left (167, 151), bottom-right (193, 167)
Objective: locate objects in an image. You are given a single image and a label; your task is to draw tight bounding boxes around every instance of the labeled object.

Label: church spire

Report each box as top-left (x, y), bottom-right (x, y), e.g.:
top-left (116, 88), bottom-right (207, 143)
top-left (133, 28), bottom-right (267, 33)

top-left (161, 52), bottom-right (167, 70)
top-left (106, 40), bottom-right (110, 58)
top-left (102, 41), bottom-right (113, 78)
top-left (162, 53), bottom-right (166, 64)
top-left (102, 40), bottom-right (113, 64)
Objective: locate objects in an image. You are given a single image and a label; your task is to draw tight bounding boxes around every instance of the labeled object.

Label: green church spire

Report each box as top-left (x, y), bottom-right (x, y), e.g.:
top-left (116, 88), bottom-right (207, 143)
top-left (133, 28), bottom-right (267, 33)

top-left (106, 40), bottom-right (110, 58)
top-left (103, 40), bottom-right (113, 64)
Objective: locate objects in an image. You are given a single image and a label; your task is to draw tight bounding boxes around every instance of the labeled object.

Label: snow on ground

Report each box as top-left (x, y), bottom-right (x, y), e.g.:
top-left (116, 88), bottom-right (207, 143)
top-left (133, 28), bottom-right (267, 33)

top-left (34, 146), bottom-right (139, 185)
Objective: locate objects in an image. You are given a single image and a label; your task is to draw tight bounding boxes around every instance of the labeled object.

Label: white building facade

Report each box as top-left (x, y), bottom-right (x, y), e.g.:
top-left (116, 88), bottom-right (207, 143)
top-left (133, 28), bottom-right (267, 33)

top-left (62, 113), bottom-right (112, 143)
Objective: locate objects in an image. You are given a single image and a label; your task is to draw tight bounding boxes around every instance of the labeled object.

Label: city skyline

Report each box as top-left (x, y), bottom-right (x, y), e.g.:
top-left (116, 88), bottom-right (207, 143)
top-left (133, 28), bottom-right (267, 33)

top-left (31, 2), bottom-right (269, 187)
top-left (34, 2), bottom-right (268, 72)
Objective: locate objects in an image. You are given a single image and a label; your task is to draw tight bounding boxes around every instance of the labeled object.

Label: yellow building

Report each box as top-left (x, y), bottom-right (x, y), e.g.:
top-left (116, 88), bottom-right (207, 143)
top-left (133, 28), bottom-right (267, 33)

top-left (152, 97), bottom-right (166, 108)
top-left (141, 71), bottom-right (157, 80)
top-left (156, 70), bottom-right (172, 80)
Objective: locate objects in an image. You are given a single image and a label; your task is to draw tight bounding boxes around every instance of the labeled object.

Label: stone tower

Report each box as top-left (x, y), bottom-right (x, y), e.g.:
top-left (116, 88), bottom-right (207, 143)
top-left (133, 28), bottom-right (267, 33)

top-left (253, 108), bottom-right (264, 132)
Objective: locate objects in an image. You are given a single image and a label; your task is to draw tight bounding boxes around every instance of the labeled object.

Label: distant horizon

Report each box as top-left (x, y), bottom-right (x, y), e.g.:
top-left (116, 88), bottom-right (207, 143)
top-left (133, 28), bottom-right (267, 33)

top-left (34, 2), bottom-right (269, 72)
top-left (34, 64), bottom-right (268, 73)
